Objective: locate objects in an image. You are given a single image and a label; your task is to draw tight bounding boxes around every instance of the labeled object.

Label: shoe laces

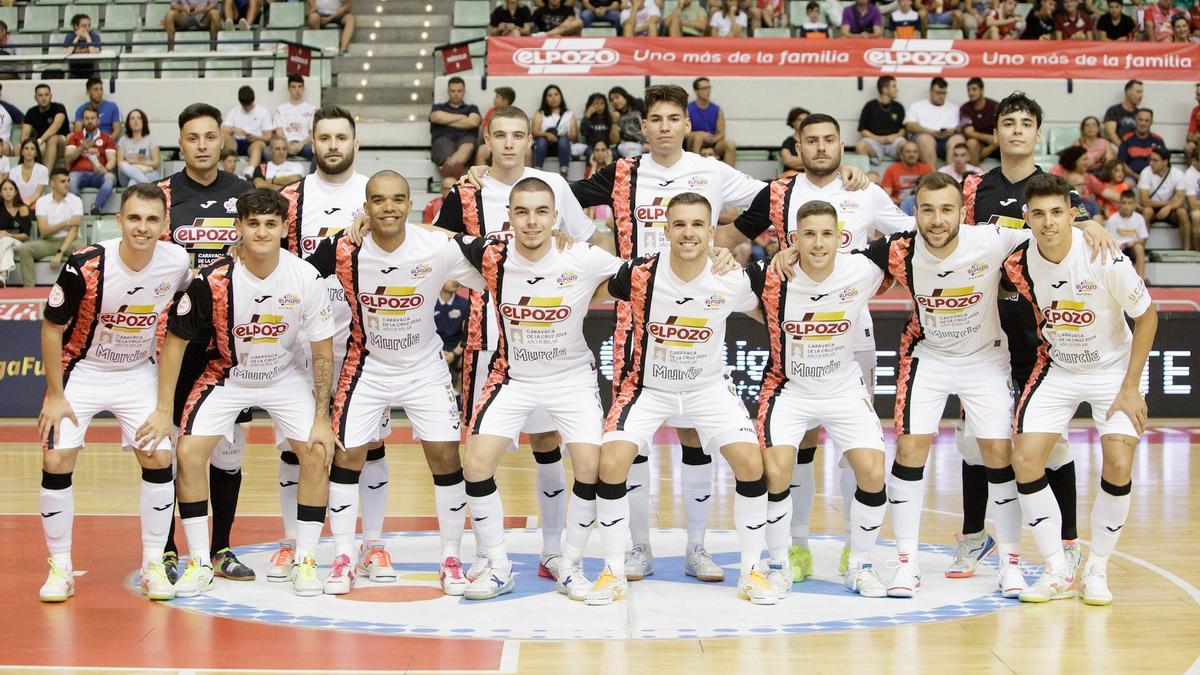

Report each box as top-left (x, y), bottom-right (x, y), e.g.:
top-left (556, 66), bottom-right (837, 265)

top-left (296, 556), bottom-right (318, 581)
top-left (595, 569), bottom-right (619, 588)
top-left (144, 561), bottom-right (170, 583)
top-left (442, 557), bottom-right (464, 579)
top-left (181, 558), bottom-right (209, 580)
top-left (330, 555), bottom-right (352, 577)
top-left (46, 557), bottom-right (71, 581)
top-left (887, 555), bottom-right (917, 573)
top-left (365, 547), bottom-right (393, 569)
top-left (270, 546), bottom-right (295, 567)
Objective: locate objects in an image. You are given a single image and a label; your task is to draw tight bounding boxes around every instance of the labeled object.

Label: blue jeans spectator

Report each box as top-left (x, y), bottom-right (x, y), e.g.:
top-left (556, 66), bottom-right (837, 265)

top-left (70, 170), bottom-right (114, 211)
top-left (533, 135), bottom-right (571, 172)
top-left (581, 8), bottom-right (622, 26)
top-left (900, 193), bottom-right (916, 216)
top-left (118, 163), bottom-right (161, 187)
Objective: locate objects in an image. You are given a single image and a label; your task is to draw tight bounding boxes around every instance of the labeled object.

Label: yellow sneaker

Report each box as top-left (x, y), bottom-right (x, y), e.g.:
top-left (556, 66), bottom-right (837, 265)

top-left (738, 569), bottom-right (778, 605)
top-left (39, 558), bottom-right (75, 603)
top-left (584, 568), bottom-right (627, 606)
top-left (788, 545), bottom-right (813, 582)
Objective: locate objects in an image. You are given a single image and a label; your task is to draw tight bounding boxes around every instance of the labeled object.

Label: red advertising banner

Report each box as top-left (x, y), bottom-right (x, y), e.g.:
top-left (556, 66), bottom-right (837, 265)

top-left (442, 43), bottom-right (474, 74)
top-left (487, 37), bottom-right (1200, 81)
top-left (287, 43), bottom-right (312, 76)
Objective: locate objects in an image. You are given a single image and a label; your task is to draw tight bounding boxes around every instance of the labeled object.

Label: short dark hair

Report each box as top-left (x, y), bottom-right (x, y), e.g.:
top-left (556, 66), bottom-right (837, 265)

top-left (219, 148), bottom-right (236, 161)
top-left (914, 171), bottom-right (963, 201)
top-left (510, 176), bottom-right (555, 200)
top-left (994, 91), bottom-right (1043, 129)
top-left (178, 102), bottom-right (222, 129)
top-left (1124, 79), bottom-right (1142, 92)
top-left (487, 105), bottom-right (530, 133)
top-left (645, 84), bottom-right (689, 116)
top-left (312, 104), bottom-right (356, 136)
top-left (494, 86), bottom-right (516, 106)
top-left (81, 105), bottom-right (99, 118)
top-left (34, 83), bottom-right (50, 94)
top-left (930, 77), bottom-right (948, 89)
top-left (0, 20), bottom-right (8, 32)
top-left (1023, 173), bottom-right (1073, 205)
top-left (786, 107), bottom-right (810, 127)
top-left (70, 13), bottom-right (90, 28)
top-left (1136, 107), bottom-right (1154, 118)
top-left (237, 86), bottom-right (255, 105)
top-left (1149, 145), bottom-right (1169, 160)
top-left (50, 167), bottom-right (69, 180)
top-left (876, 76), bottom-right (895, 94)
top-left (1057, 145), bottom-right (1087, 170)
top-left (1119, 190), bottom-right (1137, 201)
top-left (805, 0), bottom-right (819, 9)
top-left (448, 76), bottom-right (465, 87)
top-left (287, 74), bottom-right (304, 85)
top-left (85, 76), bottom-right (101, 89)
top-left (1107, 0), bottom-right (1121, 5)
top-left (798, 112), bottom-right (841, 136)
top-left (692, 77), bottom-right (710, 91)
top-left (121, 182), bottom-right (168, 212)
top-left (666, 191), bottom-right (712, 218)
top-left (967, 77), bottom-right (984, 89)
top-left (236, 188), bottom-right (288, 220)
top-left (796, 200), bottom-right (838, 227)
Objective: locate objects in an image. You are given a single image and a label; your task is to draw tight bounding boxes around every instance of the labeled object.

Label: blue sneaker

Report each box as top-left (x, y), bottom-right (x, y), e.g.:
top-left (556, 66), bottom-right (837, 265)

top-left (945, 531), bottom-right (996, 578)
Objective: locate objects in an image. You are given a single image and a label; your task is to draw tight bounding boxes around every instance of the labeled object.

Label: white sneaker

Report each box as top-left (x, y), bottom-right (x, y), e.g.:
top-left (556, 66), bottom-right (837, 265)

top-left (357, 541), bottom-right (398, 582)
top-left (944, 531), bottom-right (997, 578)
top-left (439, 556), bottom-right (469, 596)
top-left (323, 554), bottom-right (355, 595)
top-left (464, 560), bottom-right (515, 600)
top-left (844, 561), bottom-right (886, 598)
top-left (465, 557), bottom-right (489, 582)
top-left (998, 553), bottom-right (1029, 599)
top-left (1078, 566), bottom-right (1113, 606)
top-left (174, 559), bottom-right (214, 598)
top-left (887, 554), bottom-right (922, 598)
top-left (738, 569), bottom-right (778, 605)
top-left (538, 553), bottom-right (564, 580)
top-left (556, 562), bottom-right (591, 601)
top-left (267, 540), bottom-right (295, 583)
top-left (624, 543), bottom-right (653, 581)
top-left (583, 568), bottom-right (626, 606)
top-left (765, 561), bottom-right (791, 599)
top-left (684, 547), bottom-right (725, 582)
top-left (39, 558), bottom-right (75, 603)
top-left (1019, 569), bottom-right (1076, 603)
top-left (140, 561), bottom-right (176, 601)
top-left (292, 556), bottom-right (323, 597)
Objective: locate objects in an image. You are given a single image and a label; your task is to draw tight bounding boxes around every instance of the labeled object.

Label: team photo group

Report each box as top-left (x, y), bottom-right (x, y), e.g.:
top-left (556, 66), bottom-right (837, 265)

top-left (33, 82), bottom-right (1156, 614)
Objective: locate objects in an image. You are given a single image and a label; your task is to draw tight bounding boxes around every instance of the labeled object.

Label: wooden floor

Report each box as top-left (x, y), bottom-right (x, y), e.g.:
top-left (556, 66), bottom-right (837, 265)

top-left (2, 419), bottom-right (1199, 674)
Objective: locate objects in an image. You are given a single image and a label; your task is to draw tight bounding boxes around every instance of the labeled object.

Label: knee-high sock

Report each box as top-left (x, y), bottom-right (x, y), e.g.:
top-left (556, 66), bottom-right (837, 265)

top-left (766, 489), bottom-right (791, 563)
top-left (433, 470), bottom-right (467, 560)
top-left (985, 466), bottom-right (1021, 557)
top-left (179, 500), bottom-right (211, 567)
top-left (209, 426), bottom-right (245, 555)
top-left (887, 462), bottom-right (926, 557)
top-left (465, 477), bottom-right (508, 568)
top-left (562, 480), bottom-right (597, 563)
top-left (40, 471), bottom-right (74, 570)
top-left (627, 453), bottom-right (651, 548)
top-left (359, 445), bottom-right (389, 542)
top-left (1016, 474), bottom-right (1066, 574)
top-left (278, 450), bottom-right (300, 541)
top-left (962, 461), bottom-right (989, 536)
top-left (596, 480), bottom-right (629, 574)
top-left (734, 476), bottom-right (768, 576)
top-left (850, 487), bottom-right (886, 565)
top-left (295, 504), bottom-right (326, 563)
top-left (534, 448), bottom-right (567, 556)
top-left (839, 462), bottom-right (857, 536)
top-left (681, 443), bottom-right (713, 552)
top-left (1045, 458), bottom-right (1079, 541)
top-left (140, 467), bottom-right (175, 568)
top-left (1087, 479), bottom-right (1131, 571)
top-left (328, 466), bottom-right (361, 559)
top-left (790, 446), bottom-right (816, 547)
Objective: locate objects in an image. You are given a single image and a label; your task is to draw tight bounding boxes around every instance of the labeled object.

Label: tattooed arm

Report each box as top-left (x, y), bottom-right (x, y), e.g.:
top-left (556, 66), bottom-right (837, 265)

top-left (307, 337), bottom-right (340, 468)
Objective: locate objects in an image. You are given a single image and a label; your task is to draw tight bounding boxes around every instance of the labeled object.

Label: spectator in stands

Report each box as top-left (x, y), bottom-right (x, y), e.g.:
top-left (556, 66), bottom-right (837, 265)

top-left (273, 74), bottom-right (315, 160)
top-left (222, 85), bottom-right (273, 178)
top-left (923, 0), bottom-right (961, 36)
top-left (307, 0), bottom-right (357, 53)
top-left (1076, 115), bottom-right (1115, 174)
top-left (1138, 145), bottom-right (1192, 249)
top-left (65, 106), bottom-right (115, 215)
top-left (938, 143), bottom-right (981, 183)
top-left (582, 0), bottom-right (623, 30)
top-left (252, 136), bottom-right (306, 190)
top-left (1095, 0), bottom-right (1137, 40)
top-left (1186, 83), bottom-right (1200, 158)
top-left (490, 0), bottom-right (534, 36)
top-left (164, 0), bottom-right (221, 52)
top-left (1050, 146), bottom-right (1103, 218)
top-left (435, 280), bottom-right (469, 390)
top-left (1021, 0), bottom-right (1057, 39)
top-left (0, 21), bottom-right (18, 81)
top-left (779, 106), bottom-right (809, 177)
top-left (1171, 14), bottom-right (1199, 41)
top-left (1143, 0), bottom-right (1174, 40)
top-left (855, 76), bottom-right (906, 166)
top-left (73, 77), bottom-right (121, 138)
top-left (475, 86), bottom-right (516, 166)
top-left (220, 147), bottom-right (238, 175)
top-left (62, 13), bottom-right (100, 80)
top-left (958, 76), bottom-right (997, 164)
top-left (0, 177), bottom-right (31, 285)
top-left (1054, 0), bottom-right (1092, 38)
top-left (750, 0), bottom-right (787, 31)
top-left (1095, 159), bottom-right (1131, 217)
top-left (881, 140), bottom-right (932, 215)
top-left (116, 109), bottom-right (160, 187)
top-left (841, 0), bottom-right (883, 36)
top-left (532, 85), bottom-right (577, 176)
top-left (976, 0), bottom-right (1023, 38)
top-left (223, 0), bottom-right (262, 31)
top-left (905, 76), bottom-right (964, 168)
top-left (580, 93), bottom-right (619, 156)
top-left (534, 0), bottom-right (584, 35)
top-left (889, 0), bottom-right (922, 37)
top-left (585, 138), bottom-right (614, 223)
top-left (709, 0), bottom-right (749, 36)
top-left (609, 86), bottom-right (646, 157)
top-left (622, 0), bottom-right (662, 36)
top-left (21, 85), bottom-right (68, 172)
top-left (430, 77), bottom-right (481, 178)
top-left (1107, 191), bottom-right (1148, 277)
top-left (1104, 80), bottom-right (1142, 146)
top-left (0, 85), bottom-right (13, 163)
top-left (686, 78), bottom-right (735, 165)
top-left (1185, 146), bottom-right (1200, 244)
top-left (667, 0), bottom-right (711, 36)
top-left (1119, 108), bottom-right (1165, 177)
top-left (10, 140), bottom-right (47, 207)
top-left (423, 176), bottom-right (456, 224)
top-left (16, 168), bottom-right (82, 286)
top-left (797, 0), bottom-right (831, 36)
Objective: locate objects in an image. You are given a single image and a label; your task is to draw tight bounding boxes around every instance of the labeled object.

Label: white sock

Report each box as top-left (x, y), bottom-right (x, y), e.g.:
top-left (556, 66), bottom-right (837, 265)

top-left (328, 472), bottom-right (361, 559)
top-left (1087, 479), bottom-right (1131, 571)
top-left (40, 478), bottom-right (74, 570)
top-left (1017, 477), bottom-right (1066, 574)
top-left (887, 463), bottom-right (926, 556)
top-left (278, 456), bottom-right (299, 540)
top-left (182, 515), bottom-right (211, 567)
top-left (849, 488), bottom-right (886, 563)
top-left (359, 453), bottom-right (389, 542)
top-left (433, 473), bottom-right (467, 560)
top-left (139, 470), bottom-right (175, 568)
top-left (466, 479), bottom-right (508, 567)
top-left (597, 482), bottom-right (630, 574)
top-left (766, 490), bottom-right (792, 563)
top-left (839, 462), bottom-right (857, 536)
top-left (986, 467), bottom-right (1021, 557)
top-left (562, 481), bottom-right (597, 563)
top-left (533, 448), bottom-right (566, 557)
top-left (681, 443), bottom-right (714, 552)
top-left (627, 453), bottom-right (651, 548)
top-left (789, 448), bottom-right (815, 548)
top-left (295, 514), bottom-right (325, 563)
top-left (733, 480), bottom-right (768, 576)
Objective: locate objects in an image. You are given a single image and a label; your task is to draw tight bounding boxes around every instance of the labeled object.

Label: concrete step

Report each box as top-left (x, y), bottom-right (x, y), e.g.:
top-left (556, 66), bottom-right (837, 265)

top-left (1145, 261), bottom-right (1200, 286)
top-left (352, 26), bottom-right (449, 43)
top-left (327, 87), bottom-right (434, 106)
top-left (352, 0), bottom-right (444, 13)
top-left (358, 120), bottom-right (431, 147)
top-left (359, 14), bottom-right (450, 28)
top-left (335, 55), bottom-right (433, 72)
top-left (345, 43), bottom-right (438, 57)
top-left (341, 71), bottom-right (428, 87)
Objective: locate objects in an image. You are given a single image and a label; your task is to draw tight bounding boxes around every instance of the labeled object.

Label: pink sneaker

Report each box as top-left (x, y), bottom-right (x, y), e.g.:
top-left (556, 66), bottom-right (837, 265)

top-left (323, 554), bottom-right (355, 595)
top-left (440, 556), bottom-right (469, 596)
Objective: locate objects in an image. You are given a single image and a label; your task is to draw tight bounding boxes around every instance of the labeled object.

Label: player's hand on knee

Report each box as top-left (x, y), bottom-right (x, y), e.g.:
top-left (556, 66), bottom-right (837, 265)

top-left (1106, 385), bottom-right (1147, 437)
top-left (37, 394), bottom-right (77, 446)
top-left (135, 408), bottom-right (174, 453)
top-left (308, 421), bottom-right (342, 470)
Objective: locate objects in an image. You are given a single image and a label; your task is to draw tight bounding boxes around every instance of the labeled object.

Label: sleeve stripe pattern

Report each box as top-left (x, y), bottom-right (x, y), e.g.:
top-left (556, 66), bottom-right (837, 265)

top-left (180, 261), bottom-right (236, 435)
top-left (755, 266), bottom-right (786, 448)
top-left (332, 239), bottom-right (365, 440)
top-left (889, 235), bottom-right (924, 436)
top-left (604, 256), bottom-right (657, 433)
top-left (611, 301), bottom-right (632, 394)
top-left (459, 183), bottom-right (491, 401)
top-left (612, 157), bottom-right (637, 260)
top-left (60, 248), bottom-right (104, 384)
top-left (280, 179), bottom-right (304, 257)
top-left (1004, 243), bottom-right (1052, 435)
top-left (962, 173), bottom-right (979, 226)
top-left (768, 178), bottom-right (791, 247)
top-left (156, 177), bottom-right (173, 242)
top-left (468, 243), bottom-right (511, 436)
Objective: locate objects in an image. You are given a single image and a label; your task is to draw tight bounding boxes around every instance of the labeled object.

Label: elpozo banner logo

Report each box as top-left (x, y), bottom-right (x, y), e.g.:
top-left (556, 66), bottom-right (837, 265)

top-left (513, 38), bottom-right (619, 75)
top-left (865, 40), bottom-right (969, 74)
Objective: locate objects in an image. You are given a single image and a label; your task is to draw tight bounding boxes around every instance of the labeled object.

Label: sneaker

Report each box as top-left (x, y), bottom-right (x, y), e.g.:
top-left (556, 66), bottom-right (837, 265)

top-left (174, 559), bottom-right (214, 598)
top-left (838, 542), bottom-right (851, 575)
top-left (213, 547), bottom-right (256, 581)
top-left (998, 553), bottom-right (1029, 599)
top-left (222, 18), bottom-right (234, 31)
top-left (738, 569), bottom-right (778, 605)
top-left (584, 568), bottom-right (626, 606)
top-left (1063, 540), bottom-right (1082, 575)
top-left (887, 554), bottom-right (922, 598)
top-left (267, 541), bottom-right (295, 583)
top-left (556, 562), bottom-right (591, 601)
top-left (684, 547), bottom-right (725, 582)
top-left (624, 544), bottom-right (653, 581)
top-left (1078, 566), bottom-right (1113, 606)
top-left (945, 531), bottom-right (997, 579)
top-left (538, 553), bottom-right (564, 580)
top-left (357, 541), bottom-right (398, 583)
top-left (39, 558), bottom-right (75, 603)
top-left (765, 561), bottom-right (791, 599)
top-left (139, 561), bottom-right (176, 601)
top-left (844, 561), bottom-right (886, 598)
top-left (1019, 569), bottom-right (1076, 603)
top-left (464, 561), bottom-right (515, 601)
top-left (788, 544), bottom-right (814, 582)
top-left (323, 554), bottom-right (355, 595)
top-left (291, 556), bottom-right (322, 597)
top-left (439, 556), bottom-right (469, 596)
top-left (465, 558), bottom-right (489, 582)
top-left (237, 17), bottom-right (250, 30)
top-left (162, 551), bottom-right (180, 584)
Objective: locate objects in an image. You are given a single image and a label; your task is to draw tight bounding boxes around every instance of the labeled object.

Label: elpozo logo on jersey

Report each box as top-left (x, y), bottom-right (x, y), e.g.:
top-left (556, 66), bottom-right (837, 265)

top-left (173, 218), bottom-right (239, 249)
top-left (98, 304), bottom-right (158, 333)
top-left (635, 197), bottom-right (671, 228)
top-left (1044, 300), bottom-right (1094, 331)
top-left (864, 40), bottom-right (969, 74)
top-left (501, 297), bottom-right (571, 326)
top-left (648, 316), bottom-right (712, 346)
top-left (915, 286), bottom-right (983, 314)
top-left (783, 311), bottom-right (851, 341)
top-left (302, 227), bottom-right (344, 255)
top-left (359, 286), bottom-right (423, 315)
top-left (234, 314), bottom-right (289, 343)
top-left (513, 38), bottom-right (619, 75)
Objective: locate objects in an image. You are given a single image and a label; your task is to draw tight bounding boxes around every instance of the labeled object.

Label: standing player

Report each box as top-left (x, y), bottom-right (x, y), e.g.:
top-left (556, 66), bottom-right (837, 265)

top-left (1005, 174), bottom-right (1156, 605)
top-left (36, 184), bottom-right (192, 603)
top-left (137, 189), bottom-right (337, 597)
top-left (589, 193), bottom-right (771, 606)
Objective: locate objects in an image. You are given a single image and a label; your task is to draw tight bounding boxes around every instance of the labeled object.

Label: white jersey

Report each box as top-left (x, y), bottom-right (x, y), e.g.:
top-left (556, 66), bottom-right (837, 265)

top-left (1004, 228), bottom-right (1151, 374)
top-left (273, 101), bottom-right (316, 143)
top-left (456, 237), bottom-right (621, 384)
top-left (608, 256), bottom-right (758, 393)
top-left (1105, 211), bottom-right (1148, 247)
top-left (45, 239), bottom-right (191, 378)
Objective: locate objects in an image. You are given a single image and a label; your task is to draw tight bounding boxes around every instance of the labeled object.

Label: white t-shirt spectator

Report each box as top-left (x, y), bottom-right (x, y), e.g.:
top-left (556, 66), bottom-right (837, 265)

top-left (1183, 165), bottom-right (1200, 199)
top-left (0, 105), bottom-right (12, 145)
top-left (35, 192), bottom-right (84, 238)
top-left (273, 101), bottom-right (317, 144)
top-left (905, 98), bottom-right (962, 133)
top-left (1105, 211), bottom-right (1148, 247)
top-left (10, 163), bottom-right (49, 204)
top-left (254, 159), bottom-right (307, 182)
top-left (938, 162), bottom-right (982, 183)
top-left (1137, 165), bottom-right (1186, 203)
top-left (314, 0), bottom-right (343, 15)
top-left (709, 10), bottom-right (748, 35)
top-left (224, 104), bottom-right (274, 139)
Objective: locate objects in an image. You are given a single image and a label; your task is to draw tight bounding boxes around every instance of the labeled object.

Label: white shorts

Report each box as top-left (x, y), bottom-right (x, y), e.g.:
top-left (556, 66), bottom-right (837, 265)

top-left (759, 380), bottom-right (884, 454)
top-left (465, 348), bottom-right (555, 435)
top-left (855, 348), bottom-right (877, 398)
top-left (335, 361), bottom-right (462, 448)
top-left (605, 378), bottom-right (758, 450)
top-left (895, 346), bottom-right (1013, 439)
top-left (182, 370), bottom-right (314, 442)
top-left (50, 363), bottom-right (171, 452)
top-left (473, 377), bottom-right (604, 446)
top-left (1015, 363), bottom-right (1138, 438)
top-left (273, 347), bottom-right (391, 450)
